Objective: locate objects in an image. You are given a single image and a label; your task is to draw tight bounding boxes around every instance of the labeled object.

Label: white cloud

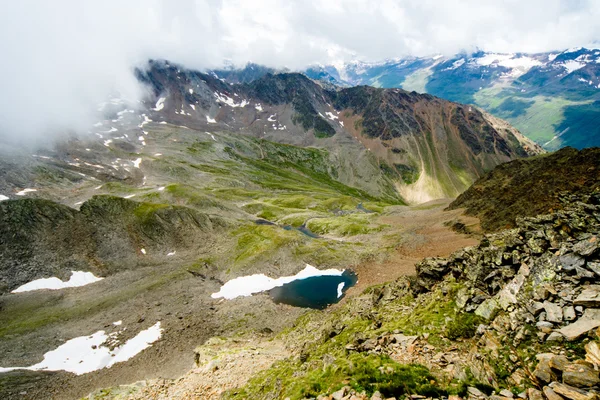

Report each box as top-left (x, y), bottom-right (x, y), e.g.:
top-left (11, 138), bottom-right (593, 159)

top-left (1, 0), bottom-right (600, 142)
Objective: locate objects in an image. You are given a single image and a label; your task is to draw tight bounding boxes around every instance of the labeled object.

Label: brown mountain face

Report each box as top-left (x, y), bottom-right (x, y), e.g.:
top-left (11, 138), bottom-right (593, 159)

top-left (448, 147), bottom-right (600, 231)
top-left (137, 60), bottom-right (542, 203)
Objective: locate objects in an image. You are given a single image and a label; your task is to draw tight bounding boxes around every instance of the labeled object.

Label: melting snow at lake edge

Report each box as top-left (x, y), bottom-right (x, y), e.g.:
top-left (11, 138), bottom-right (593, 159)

top-left (211, 264), bottom-right (344, 299)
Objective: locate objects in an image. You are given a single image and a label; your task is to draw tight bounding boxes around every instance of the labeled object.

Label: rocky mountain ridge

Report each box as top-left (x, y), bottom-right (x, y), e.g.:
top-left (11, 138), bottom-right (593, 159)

top-left (448, 147), bottom-right (600, 231)
top-left (303, 48), bottom-right (600, 150)
top-left (136, 60), bottom-right (541, 202)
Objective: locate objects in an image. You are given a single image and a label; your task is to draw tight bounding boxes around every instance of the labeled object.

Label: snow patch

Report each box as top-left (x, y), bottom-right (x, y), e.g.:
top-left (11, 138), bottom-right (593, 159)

top-left (562, 60), bottom-right (586, 73)
top-left (124, 194), bottom-right (135, 199)
top-left (140, 248), bottom-right (146, 255)
top-left (206, 116), bottom-right (217, 124)
top-left (113, 320), bottom-right (122, 326)
top-left (0, 322), bottom-right (162, 375)
top-left (325, 112), bottom-right (339, 121)
top-left (189, 88), bottom-right (193, 94)
top-left (190, 104), bottom-right (195, 110)
top-left (167, 251), bottom-right (176, 256)
top-left (211, 264), bottom-right (344, 300)
top-left (12, 271), bottom-right (103, 293)
top-left (337, 282), bottom-right (345, 298)
top-left (214, 92), bottom-right (249, 108)
top-left (0, 195), bottom-right (9, 201)
top-left (139, 114), bottom-right (152, 129)
top-left (444, 58), bottom-right (465, 70)
top-left (16, 188), bottom-right (37, 196)
top-left (255, 104), bottom-right (263, 111)
top-left (132, 158), bottom-right (142, 169)
top-left (153, 97), bottom-right (166, 111)
top-left (267, 114), bottom-right (277, 122)
top-left (205, 132), bottom-right (217, 141)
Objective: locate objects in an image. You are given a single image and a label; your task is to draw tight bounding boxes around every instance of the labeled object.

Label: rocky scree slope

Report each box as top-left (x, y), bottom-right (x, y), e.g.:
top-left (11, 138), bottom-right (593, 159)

top-left (448, 147), bottom-right (600, 232)
top-left (137, 60), bottom-right (541, 202)
top-left (206, 191), bottom-right (600, 400)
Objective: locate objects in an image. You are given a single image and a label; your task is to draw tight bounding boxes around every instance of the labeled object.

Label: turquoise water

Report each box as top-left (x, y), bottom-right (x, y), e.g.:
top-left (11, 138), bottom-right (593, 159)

top-left (268, 270), bottom-right (357, 309)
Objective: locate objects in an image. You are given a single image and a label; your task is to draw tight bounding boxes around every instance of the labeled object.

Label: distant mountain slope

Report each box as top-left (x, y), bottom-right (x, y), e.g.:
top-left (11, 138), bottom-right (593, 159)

top-left (305, 48), bottom-right (600, 150)
top-left (137, 60), bottom-right (541, 202)
top-left (0, 196), bottom-right (226, 293)
top-left (448, 147), bottom-right (600, 231)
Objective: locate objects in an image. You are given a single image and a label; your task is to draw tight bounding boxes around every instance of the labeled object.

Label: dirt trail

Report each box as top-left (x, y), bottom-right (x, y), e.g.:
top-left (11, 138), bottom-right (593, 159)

top-left (348, 199), bottom-right (479, 292)
top-left (115, 337), bottom-right (287, 400)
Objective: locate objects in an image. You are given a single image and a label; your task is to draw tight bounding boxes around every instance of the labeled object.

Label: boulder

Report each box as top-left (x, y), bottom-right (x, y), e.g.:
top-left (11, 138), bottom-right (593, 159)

top-left (543, 386), bottom-right (564, 400)
top-left (576, 267), bottom-right (596, 279)
top-left (535, 354), bottom-right (558, 383)
top-left (467, 386), bottom-right (487, 398)
top-left (574, 286), bottom-right (600, 307)
top-left (370, 391), bottom-right (383, 400)
top-left (562, 363), bottom-right (600, 388)
top-left (573, 236), bottom-right (598, 257)
top-left (497, 273), bottom-right (526, 310)
top-left (559, 253), bottom-right (586, 271)
top-left (391, 334), bottom-right (418, 346)
top-left (564, 306), bottom-right (577, 321)
top-left (549, 355), bottom-right (570, 371)
top-left (586, 262), bottom-right (600, 276)
top-left (549, 382), bottom-right (597, 400)
top-left (499, 389), bottom-right (514, 398)
top-left (529, 301), bottom-right (545, 316)
top-left (585, 341), bottom-right (600, 368)
top-left (476, 299), bottom-right (500, 320)
top-left (547, 332), bottom-right (565, 343)
top-left (537, 321), bottom-right (555, 334)
top-left (558, 309), bottom-right (600, 341)
top-left (544, 301), bottom-right (564, 323)
top-left (332, 386), bottom-right (350, 400)
top-left (527, 388), bottom-right (543, 400)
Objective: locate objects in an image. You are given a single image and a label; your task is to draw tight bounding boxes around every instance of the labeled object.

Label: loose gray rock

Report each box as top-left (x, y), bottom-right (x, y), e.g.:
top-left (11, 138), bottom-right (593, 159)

top-left (547, 332), bottom-right (565, 342)
top-left (558, 309), bottom-right (600, 341)
top-left (564, 306), bottom-right (577, 321)
top-left (559, 253), bottom-right (586, 271)
top-left (562, 363), bottom-right (600, 388)
top-left (543, 386), bottom-right (564, 400)
top-left (573, 236), bottom-right (598, 257)
top-left (534, 354), bottom-right (558, 383)
top-left (574, 286), bottom-right (600, 307)
top-left (549, 381), bottom-right (597, 400)
top-left (544, 301), bottom-right (564, 323)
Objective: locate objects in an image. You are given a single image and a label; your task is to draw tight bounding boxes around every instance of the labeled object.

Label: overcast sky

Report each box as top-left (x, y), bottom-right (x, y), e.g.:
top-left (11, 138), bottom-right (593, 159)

top-left (1, 0), bottom-right (599, 143)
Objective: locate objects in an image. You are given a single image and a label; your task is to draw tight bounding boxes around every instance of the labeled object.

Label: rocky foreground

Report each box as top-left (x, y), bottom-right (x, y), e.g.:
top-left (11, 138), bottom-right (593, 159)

top-left (88, 190), bottom-right (600, 400)
top-left (303, 191), bottom-right (600, 400)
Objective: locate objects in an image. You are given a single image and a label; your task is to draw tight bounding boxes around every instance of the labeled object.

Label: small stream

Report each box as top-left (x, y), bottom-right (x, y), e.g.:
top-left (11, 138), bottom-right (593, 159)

top-left (255, 219), bottom-right (320, 238)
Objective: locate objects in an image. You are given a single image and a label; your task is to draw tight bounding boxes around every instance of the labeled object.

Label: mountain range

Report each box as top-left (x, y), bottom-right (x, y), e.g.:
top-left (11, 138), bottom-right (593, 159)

top-left (212, 48), bottom-right (600, 151)
top-left (304, 48), bottom-right (600, 151)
